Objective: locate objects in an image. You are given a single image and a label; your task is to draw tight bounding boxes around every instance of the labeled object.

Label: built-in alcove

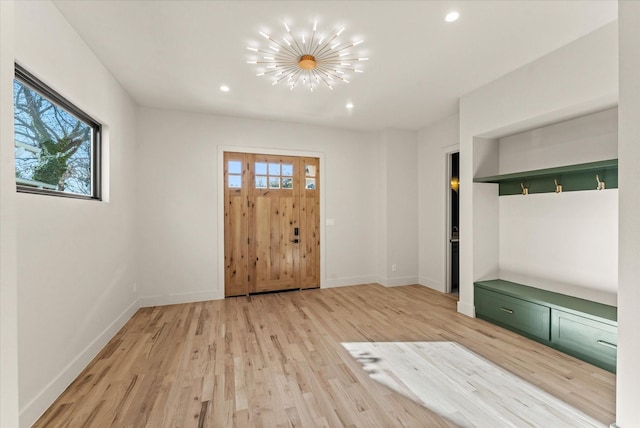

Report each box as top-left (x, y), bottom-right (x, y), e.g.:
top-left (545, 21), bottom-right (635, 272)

top-left (473, 107), bottom-right (618, 307)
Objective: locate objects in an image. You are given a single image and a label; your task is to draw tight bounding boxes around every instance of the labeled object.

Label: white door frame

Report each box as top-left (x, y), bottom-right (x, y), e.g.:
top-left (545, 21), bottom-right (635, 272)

top-left (217, 145), bottom-right (326, 295)
top-left (445, 149), bottom-right (459, 294)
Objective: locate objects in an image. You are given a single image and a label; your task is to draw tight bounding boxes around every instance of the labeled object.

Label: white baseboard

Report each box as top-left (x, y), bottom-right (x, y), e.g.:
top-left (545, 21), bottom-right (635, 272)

top-left (20, 298), bottom-right (140, 428)
top-left (139, 290), bottom-right (223, 307)
top-left (457, 299), bottom-right (476, 318)
top-left (323, 276), bottom-right (379, 288)
top-left (418, 277), bottom-right (445, 293)
top-left (378, 275), bottom-right (419, 287)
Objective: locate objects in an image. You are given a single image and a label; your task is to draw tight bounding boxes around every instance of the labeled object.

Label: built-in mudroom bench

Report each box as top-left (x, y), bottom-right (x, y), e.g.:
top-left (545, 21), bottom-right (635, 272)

top-left (475, 279), bottom-right (617, 373)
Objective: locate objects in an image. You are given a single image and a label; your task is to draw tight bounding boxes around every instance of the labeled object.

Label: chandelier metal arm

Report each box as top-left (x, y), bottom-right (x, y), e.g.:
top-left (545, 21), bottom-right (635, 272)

top-left (316, 64), bottom-right (349, 82)
top-left (263, 34), bottom-right (300, 59)
top-left (250, 21), bottom-right (365, 91)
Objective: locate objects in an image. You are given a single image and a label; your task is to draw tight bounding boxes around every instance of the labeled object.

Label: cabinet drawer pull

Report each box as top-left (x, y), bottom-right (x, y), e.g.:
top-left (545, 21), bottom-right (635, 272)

top-left (500, 307), bottom-right (514, 314)
top-left (597, 340), bottom-right (617, 349)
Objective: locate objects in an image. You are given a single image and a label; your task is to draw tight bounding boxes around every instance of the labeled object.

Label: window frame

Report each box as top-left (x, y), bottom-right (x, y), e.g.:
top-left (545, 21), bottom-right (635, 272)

top-left (14, 64), bottom-right (102, 200)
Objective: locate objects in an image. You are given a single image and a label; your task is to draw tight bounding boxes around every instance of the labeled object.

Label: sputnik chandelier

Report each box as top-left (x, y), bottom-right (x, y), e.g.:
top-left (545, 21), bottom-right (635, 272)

top-left (247, 19), bottom-right (368, 91)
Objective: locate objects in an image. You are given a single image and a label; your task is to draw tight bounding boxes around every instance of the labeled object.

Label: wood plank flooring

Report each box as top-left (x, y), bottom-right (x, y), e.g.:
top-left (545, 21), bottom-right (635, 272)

top-left (34, 284), bottom-right (616, 427)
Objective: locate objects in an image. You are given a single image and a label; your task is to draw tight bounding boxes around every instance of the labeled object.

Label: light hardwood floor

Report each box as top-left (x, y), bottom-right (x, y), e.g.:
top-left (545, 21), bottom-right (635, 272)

top-left (34, 284), bottom-right (616, 427)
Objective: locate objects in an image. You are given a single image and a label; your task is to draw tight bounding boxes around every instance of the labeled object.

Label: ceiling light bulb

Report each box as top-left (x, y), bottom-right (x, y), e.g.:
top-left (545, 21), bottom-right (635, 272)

top-left (249, 20), bottom-right (367, 91)
top-left (445, 11), bottom-right (460, 22)
top-left (346, 103), bottom-right (354, 109)
top-left (355, 69), bottom-right (363, 73)
top-left (358, 58), bottom-right (369, 61)
top-left (220, 85), bottom-right (230, 92)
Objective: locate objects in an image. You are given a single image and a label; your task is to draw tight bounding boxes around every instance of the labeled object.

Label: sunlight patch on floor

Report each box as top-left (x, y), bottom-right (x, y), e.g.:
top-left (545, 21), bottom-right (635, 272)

top-left (342, 341), bottom-right (606, 428)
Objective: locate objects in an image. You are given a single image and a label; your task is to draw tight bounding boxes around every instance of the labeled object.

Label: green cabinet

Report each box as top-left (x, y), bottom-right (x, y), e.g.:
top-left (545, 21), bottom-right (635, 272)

top-left (551, 309), bottom-right (617, 373)
top-left (475, 287), bottom-right (550, 341)
top-left (474, 279), bottom-right (617, 373)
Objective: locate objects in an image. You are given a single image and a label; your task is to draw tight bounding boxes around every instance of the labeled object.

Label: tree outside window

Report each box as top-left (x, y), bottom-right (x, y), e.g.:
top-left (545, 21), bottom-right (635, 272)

top-left (14, 65), bottom-right (100, 199)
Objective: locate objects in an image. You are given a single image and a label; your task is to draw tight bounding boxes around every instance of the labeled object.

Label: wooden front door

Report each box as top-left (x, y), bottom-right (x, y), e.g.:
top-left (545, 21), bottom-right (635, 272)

top-left (224, 152), bottom-right (320, 296)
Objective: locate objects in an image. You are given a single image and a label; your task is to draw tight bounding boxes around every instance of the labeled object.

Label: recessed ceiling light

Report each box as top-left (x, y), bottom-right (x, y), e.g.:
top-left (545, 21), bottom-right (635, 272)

top-left (346, 103), bottom-right (354, 109)
top-left (220, 85), bottom-right (230, 92)
top-left (445, 11), bottom-right (460, 23)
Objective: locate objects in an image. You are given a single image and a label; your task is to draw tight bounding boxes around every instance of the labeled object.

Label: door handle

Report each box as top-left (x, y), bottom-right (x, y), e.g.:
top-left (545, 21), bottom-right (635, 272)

top-left (597, 340), bottom-right (617, 349)
top-left (500, 307), bottom-right (514, 314)
top-left (291, 239), bottom-right (299, 243)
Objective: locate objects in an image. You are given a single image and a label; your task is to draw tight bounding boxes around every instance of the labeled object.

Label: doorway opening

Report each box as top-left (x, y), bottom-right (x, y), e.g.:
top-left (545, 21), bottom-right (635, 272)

top-left (448, 152), bottom-right (460, 294)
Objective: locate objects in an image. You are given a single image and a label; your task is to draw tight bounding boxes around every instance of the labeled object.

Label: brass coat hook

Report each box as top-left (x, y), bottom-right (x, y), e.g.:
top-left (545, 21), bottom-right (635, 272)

top-left (554, 179), bottom-right (562, 193)
top-left (521, 182), bottom-right (528, 195)
top-left (596, 174), bottom-right (605, 191)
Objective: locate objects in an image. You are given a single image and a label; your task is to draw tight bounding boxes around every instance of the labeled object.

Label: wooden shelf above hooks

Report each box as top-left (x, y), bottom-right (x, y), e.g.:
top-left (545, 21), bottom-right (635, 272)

top-left (473, 159), bottom-right (618, 196)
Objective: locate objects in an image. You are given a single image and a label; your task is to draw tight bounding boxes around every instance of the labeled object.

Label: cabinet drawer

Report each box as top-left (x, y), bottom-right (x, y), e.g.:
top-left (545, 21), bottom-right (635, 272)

top-left (551, 309), bottom-right (617, 372)
top-left (475, 287), bottom-right (550, 341)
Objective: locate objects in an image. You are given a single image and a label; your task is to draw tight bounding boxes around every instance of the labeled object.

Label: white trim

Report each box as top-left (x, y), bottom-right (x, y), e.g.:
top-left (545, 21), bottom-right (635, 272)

top-left (457, 299), bottom-right (475, 318)
top-left (19, 298), bottom-right (140, 427)
top-left (138, 291), bottom-right (222, 308)
top-left (419, 276), bottom-right (445, 292)
top-left (217, 145), bottom-right (326, 296)
top-left (444, 145), bottom-right (460, 296)
top-left (324, 275), bottom-right (379, 288)
top-left (380, 275), bottom-right (419, 287)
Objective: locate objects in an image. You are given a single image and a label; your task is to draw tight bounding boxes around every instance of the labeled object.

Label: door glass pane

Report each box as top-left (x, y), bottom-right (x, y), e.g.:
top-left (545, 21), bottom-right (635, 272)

top-left (228, 160), bottom-right (242, 174)
top-left (282, 164), bottom-right (293, 176)
top-left (305, 178), bottom-right (316, 189)
top-left (305, 165), bottom-right (316, 177)
top-left (269, 177), bottom-right (281, 189)
top-left (268, 163), bottom-right (280, 176)
top-left (255, 176), bottom-right (267, 188)
top-left (282, 177), bottom-right (293, 188)
top-left (255, 162), bottom-right (267, 175)
top-left (228, 175), bottom-right (241, 188)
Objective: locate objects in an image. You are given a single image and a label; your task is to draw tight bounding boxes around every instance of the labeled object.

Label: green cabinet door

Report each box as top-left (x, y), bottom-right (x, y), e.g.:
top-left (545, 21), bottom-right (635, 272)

top-left (551, 309), bottom-right (617, 373)
top-left (475, 287), bottom-right (550, 341)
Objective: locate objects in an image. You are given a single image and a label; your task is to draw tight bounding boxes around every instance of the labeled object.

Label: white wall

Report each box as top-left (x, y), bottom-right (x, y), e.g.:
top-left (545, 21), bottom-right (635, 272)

top-left (497, 109), bottom-right (618, 305)
top-left (14, 1), bottom-right (139, 426)
top-left (458, 20), bottom-right (618, 317)
top-left (379, 129), bottom-right (419, 286)
top-left (418, 113), bottom-right (459, 292)
top-left (0, 1), bottom-right (20, 426)
top-left (135, 108), bottom-right (380, 304)
top-left (616, 1), bottom-right (640, 425)
top-left (498, 108), bottom-right (618, 173)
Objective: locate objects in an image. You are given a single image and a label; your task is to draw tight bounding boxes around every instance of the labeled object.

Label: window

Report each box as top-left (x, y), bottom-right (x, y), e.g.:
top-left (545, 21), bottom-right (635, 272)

top-left (13, 64), bottom-right (101, 199)
top-left (255, 162), bottom-right (294, 189)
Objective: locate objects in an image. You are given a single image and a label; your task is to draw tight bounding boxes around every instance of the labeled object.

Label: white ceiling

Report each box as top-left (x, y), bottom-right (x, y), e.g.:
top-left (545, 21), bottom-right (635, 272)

top-left (52, 0), bottom-right (617, 132)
